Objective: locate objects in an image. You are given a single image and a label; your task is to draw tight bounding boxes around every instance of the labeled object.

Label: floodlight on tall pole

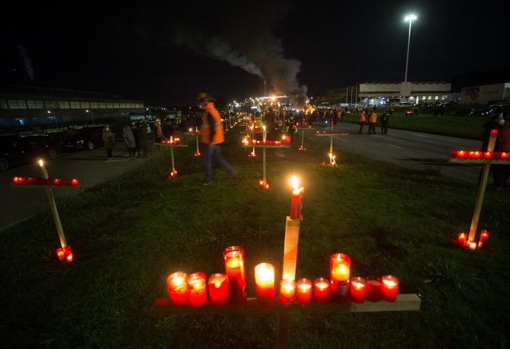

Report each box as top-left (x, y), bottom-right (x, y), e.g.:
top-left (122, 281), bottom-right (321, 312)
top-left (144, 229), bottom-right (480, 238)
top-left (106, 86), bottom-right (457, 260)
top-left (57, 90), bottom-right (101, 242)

top-left (404, 14), bottom-right (417, 83)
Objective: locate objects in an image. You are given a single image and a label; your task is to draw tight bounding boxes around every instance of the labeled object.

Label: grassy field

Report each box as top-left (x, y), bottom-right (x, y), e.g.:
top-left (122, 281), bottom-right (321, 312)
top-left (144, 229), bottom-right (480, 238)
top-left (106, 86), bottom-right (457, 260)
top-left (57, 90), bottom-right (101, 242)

top-left (1, 130), bottom-right (509, 348)
top-left (344, 113), bottom-right (486, 140)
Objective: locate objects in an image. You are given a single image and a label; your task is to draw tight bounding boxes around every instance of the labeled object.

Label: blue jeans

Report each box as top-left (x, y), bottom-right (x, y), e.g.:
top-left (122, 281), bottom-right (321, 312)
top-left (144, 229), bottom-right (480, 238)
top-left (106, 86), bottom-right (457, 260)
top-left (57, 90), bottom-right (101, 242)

top-left (203, 143), bottom-right (234, 183)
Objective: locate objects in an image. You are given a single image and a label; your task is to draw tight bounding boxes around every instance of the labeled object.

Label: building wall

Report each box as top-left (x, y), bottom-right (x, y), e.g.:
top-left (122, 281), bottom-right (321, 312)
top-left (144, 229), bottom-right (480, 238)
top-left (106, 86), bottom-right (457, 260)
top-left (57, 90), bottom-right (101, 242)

top-left (359, 82), bottom-right (451, 104)
top-left (460, 83), bottom-right (510, 105)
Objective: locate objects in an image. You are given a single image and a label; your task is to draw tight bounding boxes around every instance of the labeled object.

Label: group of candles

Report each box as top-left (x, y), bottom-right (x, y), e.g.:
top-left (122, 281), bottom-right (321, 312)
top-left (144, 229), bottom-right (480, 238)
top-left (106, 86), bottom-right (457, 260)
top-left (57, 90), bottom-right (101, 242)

top-left (160, 137), bottom-right (181, 145)
top-left (187, 127), bottom-right (200, 134)
top-left (56, 245), bottom-right (73, 262)
top-left (166, 248), bottom-right (400, 308)
top-left (457, 231), bottom-right (490, 250)
top-left (316, 131), bottom-right (348, 135)
top-left (450, 150), bottom-right (509, 160)
top-left (243, 140), bottom-right (284, 146)
top-left (12, 177), bottom-right (79, 186)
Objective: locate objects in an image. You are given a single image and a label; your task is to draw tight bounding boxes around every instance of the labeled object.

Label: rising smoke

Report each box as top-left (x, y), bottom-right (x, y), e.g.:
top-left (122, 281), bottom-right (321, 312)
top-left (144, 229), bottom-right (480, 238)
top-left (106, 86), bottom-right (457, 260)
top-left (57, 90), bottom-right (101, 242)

top-left (170, 1), bottom-right (305, 96)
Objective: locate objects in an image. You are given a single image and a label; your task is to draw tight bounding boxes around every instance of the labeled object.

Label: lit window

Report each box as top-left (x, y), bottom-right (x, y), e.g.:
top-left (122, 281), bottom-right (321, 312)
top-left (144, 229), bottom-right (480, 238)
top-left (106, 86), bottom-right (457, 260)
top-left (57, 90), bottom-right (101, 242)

top-left (120, 103), bottom-right (126, 108)
top-left (70, 102), bottom-right (81, 109)
top-left (435, 96), bottom-right (439, 100)
top-left (90, 102), bottom-right (99, 108)
top-left (8, 100), bottom-right (27, 109)
top-left (81, 102), bottom-right (90, 108)
top-left (45, 101), bottom-right (58, 109)
top-left (428, 96), bottom-right (432, 100)
top-left (107, 103), bottom-right (114, 108)
top-left (58, 101), bottom-right (71, 109)
top-left (26, 100), bottom-right (44, 109)
top-left (113, 103), bottom-right (120, 108)
top-left (99, 103), bottom-right (107, 108)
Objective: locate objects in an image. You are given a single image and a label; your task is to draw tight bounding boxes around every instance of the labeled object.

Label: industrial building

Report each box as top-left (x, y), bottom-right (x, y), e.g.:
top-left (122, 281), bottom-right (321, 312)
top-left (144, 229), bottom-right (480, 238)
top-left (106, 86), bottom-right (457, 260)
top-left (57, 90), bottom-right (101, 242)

top-left (460, 83), bottom-right (510, 105)
top-left (358, 82), bottom-right (452, 106)
top-left (0, 85), bottom-right (145, 131)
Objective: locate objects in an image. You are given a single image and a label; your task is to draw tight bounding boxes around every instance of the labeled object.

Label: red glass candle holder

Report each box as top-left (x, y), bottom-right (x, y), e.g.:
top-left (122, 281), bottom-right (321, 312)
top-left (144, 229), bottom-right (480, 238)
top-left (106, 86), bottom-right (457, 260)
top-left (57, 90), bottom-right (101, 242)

top-left (279, 279), bottom-right (296, 306)
top-left (458, 232), bottom-right (467, 248)
top-left (223, 246), bottom-right (246, 308)
top-left (296, 278), bottom-right (312, 306)
top-left (366, 276), bottom-right (382, 302)
top-left (167, 271), bottom-right (188, 306)
top-left (254, 263), bottom-right (275, 307)
top-left (313, 278), bottom-right (330, 303)
top-left (330, 253), bottom-right (351, 302)
top-left (478, 230), bottom-right (489, 249)
top-left (490, 129), bottom-right (498, 137)
top-left (458, 150), bottom-right (467, 159)
top-left (350, 277), bottom-right (367, 303)
top-left (468, 241), bottom-right (477, 250)
top-left (208, 273), bottom-right (229, 307)
top-left (186, 272), bottom-right (207, 307)
top-left (381, 275), bottom-right (399, 302)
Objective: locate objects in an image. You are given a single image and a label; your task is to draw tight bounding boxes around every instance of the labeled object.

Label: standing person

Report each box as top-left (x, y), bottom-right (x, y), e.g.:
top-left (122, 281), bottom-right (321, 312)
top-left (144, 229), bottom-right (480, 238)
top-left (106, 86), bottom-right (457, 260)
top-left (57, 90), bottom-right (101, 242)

top-left (358, 109), bottom-right (367, 134)
top-left (123, 123), bottom-right (137, 159)
top-left (131, 122), bottom-right (140, 157)
top-left (368, 110), bottom-right (377, 135)
top-left (265, 107), bottom-right (276, 140)
top-left (154, 119), bottom-right (163, 143)
top-left (102, 125), bottom-right (115, 160)
top-left (380, 110), bottom-right (390, 134)
top-left (137, 120), bottom-right (149, 158)
top-left (197, 92), bottom-right (235, 185)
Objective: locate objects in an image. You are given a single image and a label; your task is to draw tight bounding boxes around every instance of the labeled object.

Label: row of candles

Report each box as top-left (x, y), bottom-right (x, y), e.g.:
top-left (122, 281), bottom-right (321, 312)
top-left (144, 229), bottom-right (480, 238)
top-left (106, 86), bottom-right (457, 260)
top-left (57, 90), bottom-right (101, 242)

top-left (450, 150), bottom-right (509, 160)
top-left (243, 139), bottom-right (286, 146)
top-left (457, 231), bottom-right (489, 250)
top-left (12, 177), bottom-right (79, 186)
top-left (316, 131), bottom-right (348, 135)
top-left (160, 137), bottom-right (181, 145)
top-left (166, 248), bottom-right (400, 308)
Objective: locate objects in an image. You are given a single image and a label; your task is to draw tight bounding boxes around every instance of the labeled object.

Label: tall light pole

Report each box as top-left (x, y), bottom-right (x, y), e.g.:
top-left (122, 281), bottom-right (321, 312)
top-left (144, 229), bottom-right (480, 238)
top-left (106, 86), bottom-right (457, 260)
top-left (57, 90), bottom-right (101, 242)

top-left (85, 109), bottom-right (95, 125)
top-left (404, 14), bottom-right (417, 83)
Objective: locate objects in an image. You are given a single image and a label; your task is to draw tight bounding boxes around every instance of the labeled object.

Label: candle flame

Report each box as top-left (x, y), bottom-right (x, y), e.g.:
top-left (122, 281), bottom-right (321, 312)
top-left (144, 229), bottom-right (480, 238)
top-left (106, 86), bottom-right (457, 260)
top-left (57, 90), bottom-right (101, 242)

top-left (298, 283), bottom-right (312, 291)
top-left (215, 282), bottom-right (221, 288)
top-left (317, 282), bottom-right (329, 290)
top-left (172, 277), bottom-right (184, 287)
top-left (291, 176), bottom-right (299, 190)
top-left (38, 159), bottom-right (44, 167)
top-left (282, 283), bottom-right (295, 291)
top-left (227, 258), bottom-right (240, 268)
top-left (383, 280), bottom-right (397, 288)
top-left (351, 281), bottom-right (365, 289)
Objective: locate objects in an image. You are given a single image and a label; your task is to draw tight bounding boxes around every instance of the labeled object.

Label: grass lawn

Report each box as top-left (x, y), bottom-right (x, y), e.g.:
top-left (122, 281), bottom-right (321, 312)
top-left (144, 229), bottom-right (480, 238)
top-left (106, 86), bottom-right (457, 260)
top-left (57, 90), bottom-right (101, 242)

top-left (344, 113), bottom-right (487, 140)
top-left (1, 130), bottom-right (509, 348)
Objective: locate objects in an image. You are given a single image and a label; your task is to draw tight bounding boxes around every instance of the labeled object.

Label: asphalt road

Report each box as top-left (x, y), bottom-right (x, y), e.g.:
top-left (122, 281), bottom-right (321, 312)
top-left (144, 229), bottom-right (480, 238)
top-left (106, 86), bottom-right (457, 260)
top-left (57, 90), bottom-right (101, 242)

top-left (305, 122), bottom-right (482, 183)
top-left (0, 142), bottom-right (149, 231)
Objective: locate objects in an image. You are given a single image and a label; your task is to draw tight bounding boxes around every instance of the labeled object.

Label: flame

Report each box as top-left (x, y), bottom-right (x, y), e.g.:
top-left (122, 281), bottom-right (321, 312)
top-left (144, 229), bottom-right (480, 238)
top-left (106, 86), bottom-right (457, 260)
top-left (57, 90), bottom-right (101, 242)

top-left (291, 176), bottom-right (299, 190)
top-left (38, 159), bottom-right (44, 167)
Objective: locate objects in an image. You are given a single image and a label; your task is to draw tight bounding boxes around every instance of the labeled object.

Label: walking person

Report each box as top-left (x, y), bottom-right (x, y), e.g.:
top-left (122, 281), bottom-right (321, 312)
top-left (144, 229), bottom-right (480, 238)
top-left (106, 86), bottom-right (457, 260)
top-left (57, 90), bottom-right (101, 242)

top-left (380, 110), bottom-right (390, 134)
top-left (123, 123), bottom-right (137, 159)
top-left (358, 109), bottom-right (367, 134)
top-left (197, 92), bottom-right (235, 185)
top-left (368, 110), bottom-right (377, 135)
top-left (102, 125), bottom-right (115, 160)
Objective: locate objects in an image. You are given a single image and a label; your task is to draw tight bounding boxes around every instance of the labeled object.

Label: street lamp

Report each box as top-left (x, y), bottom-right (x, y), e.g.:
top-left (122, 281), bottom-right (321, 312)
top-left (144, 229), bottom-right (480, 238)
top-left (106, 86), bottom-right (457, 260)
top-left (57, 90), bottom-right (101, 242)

top-left (85, 109), bottom-right (95, 125)
top-left (404, 14), bottom-right (417, 83)
top-left (47, 110), bottom-right (58, 129)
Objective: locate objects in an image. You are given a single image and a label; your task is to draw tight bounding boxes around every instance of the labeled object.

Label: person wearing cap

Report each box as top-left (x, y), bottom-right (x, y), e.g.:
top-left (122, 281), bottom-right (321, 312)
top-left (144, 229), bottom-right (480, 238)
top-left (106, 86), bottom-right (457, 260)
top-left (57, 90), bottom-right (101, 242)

top-left (197, 92), bottom-right (235, 185)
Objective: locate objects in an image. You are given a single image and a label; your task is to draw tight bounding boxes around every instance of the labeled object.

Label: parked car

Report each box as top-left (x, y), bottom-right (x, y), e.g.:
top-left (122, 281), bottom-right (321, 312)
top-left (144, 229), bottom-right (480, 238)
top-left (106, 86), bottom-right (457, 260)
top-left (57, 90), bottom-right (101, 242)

top-left (62, 126), bottom-right (104, 151)
top-left (469, 105), bottom-right (510, 117)
top-left (0, 133), bottom-right (58, 171)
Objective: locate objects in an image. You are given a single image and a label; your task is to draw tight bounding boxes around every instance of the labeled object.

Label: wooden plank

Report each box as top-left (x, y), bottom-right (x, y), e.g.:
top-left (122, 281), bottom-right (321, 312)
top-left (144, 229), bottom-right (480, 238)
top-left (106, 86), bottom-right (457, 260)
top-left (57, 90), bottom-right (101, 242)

top-left (153, 143), bottom-right (189, 148)
top-left (242, 145), bottom-right (290, 149)
top-left (448, 159), bottom-right (510, 165)
top-left (11, 184), bottom-right (81, 189)
top-left (153, 294), bottom-right (421, 315)
top-left (282, 217), bottom-right (300, 281)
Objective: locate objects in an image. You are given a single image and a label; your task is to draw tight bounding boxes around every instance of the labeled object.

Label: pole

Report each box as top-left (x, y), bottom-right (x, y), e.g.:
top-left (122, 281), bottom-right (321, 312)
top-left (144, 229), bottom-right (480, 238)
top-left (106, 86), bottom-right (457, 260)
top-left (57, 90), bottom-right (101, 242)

top-left (301, 129), bottom-right (305, 149)
top-left (170, 146), bottom-right (175, 172)
top-left (263, 147), bottom-right (266, 185)
top-left (404, 20), bottom-right (412, 83)
top-left (39, 162), bottom-right (67, 247)
top-left (196, 134), bottom-right (200, 154)
top-left (329, 137), bottom-right (334, 165)
top-left (468, 134), bottom-right (496, 242)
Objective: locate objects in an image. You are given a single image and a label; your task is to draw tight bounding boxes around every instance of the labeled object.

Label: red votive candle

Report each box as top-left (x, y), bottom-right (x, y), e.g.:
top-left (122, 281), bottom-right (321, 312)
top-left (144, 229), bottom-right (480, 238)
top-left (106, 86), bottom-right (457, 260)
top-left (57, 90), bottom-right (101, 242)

top-left (167, 271), bottom-right (188, 306)
top-left (490, 129), bottom-right (498, 137)
top-left (290, 176), bottom-right (304, 219)
top-left (458, 232), bottom-right (467, 248)
top-left (381, 275), bottom-right (399, 302)
top-left (478, 230), bottom-right (489, 249)
top-left (330, 253), bottom-right (351, 302)
top-left (458, 150), bottom-right (467, 158)
top-left (451, 150), bottom-right (459, 158)
top-left (208, 273), bottom-right (229, 307)
top-left (186, 272), bottom-right (207, 307)
top-left (313, 278), bottom-right (330, 303)
top-left (350, 277), bottom-right (367, 303)
top-left (254, 263), bottom-right (275, 307)
top-left (501, 152), bottom-right (509, 160)
top-left (223, 246), bottom-right (246, 308)
top-left (366, 277), bottom-right (382, 302)
top-left (484, 151), bottom-right (493, 159)
top-left (279, 279), bottom-right (296, 306)
top-left (296, 278), bottom-right (312, 306)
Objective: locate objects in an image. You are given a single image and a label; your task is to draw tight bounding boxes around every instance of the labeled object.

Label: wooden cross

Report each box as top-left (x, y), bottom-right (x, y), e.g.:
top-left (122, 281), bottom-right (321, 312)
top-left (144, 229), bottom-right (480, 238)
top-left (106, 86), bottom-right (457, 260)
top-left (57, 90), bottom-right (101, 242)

top-left (11, 160), bottom-right (79, 262)
top-left (295, 125), bottom-right (315, 151)
top-left (154, 138), bottom-right (188, 178)
top-left (315, 121), bottom-right (349, 166)
top-left (241, 127), bottom-right (290, 189)
top-left (184, 128), bottom-right (202, 157)
top-left (449, 129), bottom-right (510, 243)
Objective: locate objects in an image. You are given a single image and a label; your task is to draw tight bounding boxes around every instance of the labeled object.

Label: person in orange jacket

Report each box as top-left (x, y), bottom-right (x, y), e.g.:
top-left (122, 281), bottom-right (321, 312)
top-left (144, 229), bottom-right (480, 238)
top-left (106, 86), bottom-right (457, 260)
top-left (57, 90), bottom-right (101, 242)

top-left (197, 92), bottom-right (235, 185)
top-left (368, 110), bottom-right (377, 135)
top-left (358, 110), bottom-right (367, 134)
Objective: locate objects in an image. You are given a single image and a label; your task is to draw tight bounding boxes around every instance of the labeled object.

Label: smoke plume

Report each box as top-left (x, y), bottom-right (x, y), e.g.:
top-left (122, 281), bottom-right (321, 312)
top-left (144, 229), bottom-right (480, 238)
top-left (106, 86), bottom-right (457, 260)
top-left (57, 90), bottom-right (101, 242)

top-left (17, 45), bottom-right (35, 81)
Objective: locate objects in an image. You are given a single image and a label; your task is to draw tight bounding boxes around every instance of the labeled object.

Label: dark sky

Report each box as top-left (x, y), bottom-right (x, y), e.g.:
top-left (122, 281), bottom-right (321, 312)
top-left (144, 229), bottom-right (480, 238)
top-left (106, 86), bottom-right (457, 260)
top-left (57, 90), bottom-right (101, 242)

top-left (1, 0), bottom-right (508, 105)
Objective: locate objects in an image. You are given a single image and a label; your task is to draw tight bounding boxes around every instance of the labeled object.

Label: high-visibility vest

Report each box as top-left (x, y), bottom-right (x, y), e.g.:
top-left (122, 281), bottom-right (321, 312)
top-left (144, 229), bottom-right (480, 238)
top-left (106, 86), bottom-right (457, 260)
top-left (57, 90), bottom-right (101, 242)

top-left (369, 112), bottom-right (377, 123)
top-left (201, 105), bottom-right (225, 144)
top-left (254, 114), bottom-right (263, 127)
top-left (359, 112), bottom-right (366, 123)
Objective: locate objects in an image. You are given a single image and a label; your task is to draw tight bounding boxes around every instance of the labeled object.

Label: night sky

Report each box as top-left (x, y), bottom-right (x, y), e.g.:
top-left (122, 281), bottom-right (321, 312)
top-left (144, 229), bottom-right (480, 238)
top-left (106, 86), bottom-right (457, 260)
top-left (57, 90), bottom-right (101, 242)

top-left (1, 0), bottom-right (508, 105)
